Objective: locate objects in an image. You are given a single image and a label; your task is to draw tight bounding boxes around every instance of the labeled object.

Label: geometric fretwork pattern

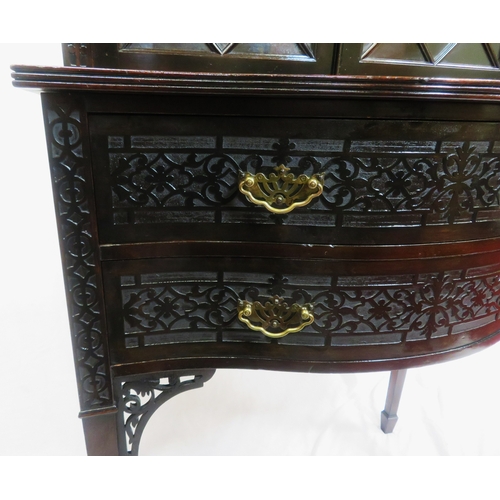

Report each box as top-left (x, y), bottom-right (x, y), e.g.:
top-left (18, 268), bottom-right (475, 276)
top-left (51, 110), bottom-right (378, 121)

top-left (108, 136), bottom-right (500, 227)
top-left (42, 95), bottom-right (112, 411)
top-left (361, 43), bottom-right (500, 71)
top-left (118, 265), bottom-right (500, 349)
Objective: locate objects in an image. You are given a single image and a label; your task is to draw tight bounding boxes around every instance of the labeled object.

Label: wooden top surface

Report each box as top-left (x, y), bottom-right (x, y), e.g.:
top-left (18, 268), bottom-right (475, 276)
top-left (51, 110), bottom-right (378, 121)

top-left (11, 64), bottom-right (500, 102)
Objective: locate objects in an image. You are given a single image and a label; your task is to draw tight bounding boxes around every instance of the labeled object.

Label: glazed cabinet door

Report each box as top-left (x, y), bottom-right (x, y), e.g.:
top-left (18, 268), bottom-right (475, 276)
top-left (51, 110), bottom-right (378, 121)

top-left (337, 43), bottom-right (500, 79)
top-left (63, 43), bottom-right (337, 74)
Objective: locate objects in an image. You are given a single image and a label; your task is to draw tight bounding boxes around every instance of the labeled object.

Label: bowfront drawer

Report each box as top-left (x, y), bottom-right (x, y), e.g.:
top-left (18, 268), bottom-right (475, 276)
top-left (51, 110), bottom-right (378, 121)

top-left (103, 254), bottom-right (500, 371)
top-left (89, 114), bottom-right (500, 246)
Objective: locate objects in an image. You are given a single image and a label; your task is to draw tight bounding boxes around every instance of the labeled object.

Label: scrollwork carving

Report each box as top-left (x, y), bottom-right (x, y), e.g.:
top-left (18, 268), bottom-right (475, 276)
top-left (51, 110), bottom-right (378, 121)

top-left (115, 370), bottom-right (216, 455)
top-left (106, 135), bottom-right (500, 227)
top-left (42, 94), bottom-right (112, 411)
top-left (111, 151), bottom-right (241, 208)
top-left (118, 266), bottom-right (500, 348)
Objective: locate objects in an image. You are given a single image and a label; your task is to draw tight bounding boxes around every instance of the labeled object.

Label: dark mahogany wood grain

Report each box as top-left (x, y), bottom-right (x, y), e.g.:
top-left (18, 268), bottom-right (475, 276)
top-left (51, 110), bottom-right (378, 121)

top-left (81, 410), bottom-right (119, 456)
top-left (11, 65), bottom-right (500, 102)
top-left (59, 43), bottom-right (500, 80)
top-left (12, 59), bottom-right (500, 454)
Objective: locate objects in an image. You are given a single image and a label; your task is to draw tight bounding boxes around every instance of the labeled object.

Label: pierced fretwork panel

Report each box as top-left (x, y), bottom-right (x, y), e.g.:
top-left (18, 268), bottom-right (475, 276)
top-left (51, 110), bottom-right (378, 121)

top-left (106, 132), bottom-right (500, 228)
top-left (42, 94), bottom-right (112, 411)
top-left (115, 265), bottom-right (500, 350)
top-left (115, 370), bottom-right (215, 456)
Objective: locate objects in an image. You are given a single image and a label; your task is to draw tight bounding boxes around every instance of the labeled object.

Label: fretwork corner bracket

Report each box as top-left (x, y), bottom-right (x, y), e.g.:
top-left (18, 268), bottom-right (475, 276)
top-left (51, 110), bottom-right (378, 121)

top-left (115, 370), bottom-right (216, 455)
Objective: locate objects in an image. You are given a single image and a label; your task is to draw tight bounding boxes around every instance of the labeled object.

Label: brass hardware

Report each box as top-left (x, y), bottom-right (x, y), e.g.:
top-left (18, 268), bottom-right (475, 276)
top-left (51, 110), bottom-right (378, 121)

top-left (238, 165), bottom-right (324, 214)
top-left (237, 295), bottom-right (315, 339)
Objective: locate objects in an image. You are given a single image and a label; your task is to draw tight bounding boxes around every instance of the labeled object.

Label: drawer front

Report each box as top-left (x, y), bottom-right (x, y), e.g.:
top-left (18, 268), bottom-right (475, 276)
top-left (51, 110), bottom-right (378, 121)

top-left (90, 115), bottom-right (500, 245)
top-left (103, 256), bottom-right (500, 370)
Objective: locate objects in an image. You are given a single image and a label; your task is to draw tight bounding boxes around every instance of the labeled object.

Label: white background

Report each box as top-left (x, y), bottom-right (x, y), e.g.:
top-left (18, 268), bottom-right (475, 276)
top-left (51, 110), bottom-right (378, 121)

top-left (2, 43), bottom-right (500, 460)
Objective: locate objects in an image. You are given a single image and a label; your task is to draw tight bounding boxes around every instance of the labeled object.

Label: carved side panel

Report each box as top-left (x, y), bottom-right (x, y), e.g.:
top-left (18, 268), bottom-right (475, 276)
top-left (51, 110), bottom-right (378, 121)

top-left (42, 93), bottom-right (112, 411)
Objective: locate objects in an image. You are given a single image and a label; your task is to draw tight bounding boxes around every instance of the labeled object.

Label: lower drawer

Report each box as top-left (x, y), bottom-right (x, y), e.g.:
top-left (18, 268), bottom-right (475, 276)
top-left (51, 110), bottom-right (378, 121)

top-left (103, 254), bottom-right (500, 373)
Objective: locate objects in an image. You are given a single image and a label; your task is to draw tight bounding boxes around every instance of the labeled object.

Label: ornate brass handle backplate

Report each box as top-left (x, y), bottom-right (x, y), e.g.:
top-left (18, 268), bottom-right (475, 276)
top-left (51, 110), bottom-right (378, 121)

top-left (238, 165), bottom-right (324, 214)
top-left (237, 295), bottom-right (315, 339)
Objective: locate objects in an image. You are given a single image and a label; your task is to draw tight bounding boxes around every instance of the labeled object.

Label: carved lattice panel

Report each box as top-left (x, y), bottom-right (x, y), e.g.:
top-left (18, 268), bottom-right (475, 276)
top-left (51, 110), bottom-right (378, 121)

top-left (91, 115), bottom-right (500, 238)
top-left (42, 94), bottom-right (113, 412)
top-left (104, 264), bottom-right (500, 353)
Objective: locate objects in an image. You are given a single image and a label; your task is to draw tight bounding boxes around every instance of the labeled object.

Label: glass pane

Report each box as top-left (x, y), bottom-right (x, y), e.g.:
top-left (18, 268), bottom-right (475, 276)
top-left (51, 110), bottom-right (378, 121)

top-left (439, 43), bottom-right (494, 68)
top-left (362, 43), bottom-right (427, 63)
top-left (119, 43), bottom-right (213, 54)
top-left (424, 43), bottom-right (455, 63)
top-left (230, 43), bottom-right (313, 58)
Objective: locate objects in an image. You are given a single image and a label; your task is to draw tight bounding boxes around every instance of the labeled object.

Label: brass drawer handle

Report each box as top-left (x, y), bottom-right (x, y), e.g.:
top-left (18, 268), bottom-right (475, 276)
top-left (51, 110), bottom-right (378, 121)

top-left (237, 295), bottom-right (314, 338)
top-left (238, 165), bottom-right (324, 214)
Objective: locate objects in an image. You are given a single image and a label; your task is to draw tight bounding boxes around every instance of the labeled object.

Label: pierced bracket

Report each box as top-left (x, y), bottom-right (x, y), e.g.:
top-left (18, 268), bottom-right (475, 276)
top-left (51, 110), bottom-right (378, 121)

top-left (115, 369), bottom-right (216, 455)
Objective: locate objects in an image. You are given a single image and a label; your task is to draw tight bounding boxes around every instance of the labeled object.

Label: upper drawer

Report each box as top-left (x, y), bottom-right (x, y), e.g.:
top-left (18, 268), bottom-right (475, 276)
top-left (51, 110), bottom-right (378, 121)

top-left (89, 114), bottom-right (500, 246)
